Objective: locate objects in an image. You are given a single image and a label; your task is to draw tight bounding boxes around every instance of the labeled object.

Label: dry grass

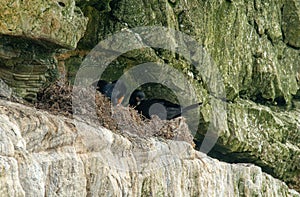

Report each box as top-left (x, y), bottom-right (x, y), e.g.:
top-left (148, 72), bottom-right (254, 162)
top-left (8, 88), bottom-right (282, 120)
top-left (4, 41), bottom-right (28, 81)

top-left (34, 81), bottom-right (195, 147)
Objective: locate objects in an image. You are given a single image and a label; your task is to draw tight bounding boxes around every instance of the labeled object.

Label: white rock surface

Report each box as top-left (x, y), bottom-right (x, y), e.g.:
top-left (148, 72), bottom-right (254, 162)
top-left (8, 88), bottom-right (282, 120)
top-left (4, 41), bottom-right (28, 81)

top-left (0, 99), bottom-right (298, 196)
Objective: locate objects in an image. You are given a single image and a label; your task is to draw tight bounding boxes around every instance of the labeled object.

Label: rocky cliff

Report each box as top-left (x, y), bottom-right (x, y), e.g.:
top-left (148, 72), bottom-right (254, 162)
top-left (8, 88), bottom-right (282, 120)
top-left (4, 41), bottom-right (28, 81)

top-left (0, 99), bottom-right (299, 196)
top-left (0, 0), bottom-right (299, 196)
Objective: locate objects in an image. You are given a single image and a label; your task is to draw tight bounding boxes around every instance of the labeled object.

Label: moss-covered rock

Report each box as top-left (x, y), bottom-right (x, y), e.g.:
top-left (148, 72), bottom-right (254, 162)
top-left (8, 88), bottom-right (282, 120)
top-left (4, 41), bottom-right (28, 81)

top-left (197, 99), bottom-right (300, 190)
top-left (0, 0), bottom-right (88, 49)
top-left (0, 0), bottom-right (88, 100)
top-left (282, 0), bottom-right (300, 48)
top-left (0, 0), bottom-right (300, 192)
top-left (73, 0), bottom-right (300, 190)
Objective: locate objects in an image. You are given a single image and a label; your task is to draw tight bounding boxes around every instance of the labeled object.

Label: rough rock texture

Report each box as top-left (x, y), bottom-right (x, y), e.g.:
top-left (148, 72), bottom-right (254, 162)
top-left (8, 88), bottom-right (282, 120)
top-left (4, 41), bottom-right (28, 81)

top-left (0, 99), bottom-right (299, 196)
top-left (210, 99), bottom-right (300, 189)
top-left (72, 0), bottom-right (300, 190)
top-left (0, 78), bottom-right (12, 99)
top-left (282, 0), bottom-right (300, 48)
top-left (0, 0), bottom-right (300, 194)
top-left (80, 0), bottom-right (300, 104)
top-left (0, 0), bottom-right (88, 49)
top-left (0, 0), bottom-right (88, 100)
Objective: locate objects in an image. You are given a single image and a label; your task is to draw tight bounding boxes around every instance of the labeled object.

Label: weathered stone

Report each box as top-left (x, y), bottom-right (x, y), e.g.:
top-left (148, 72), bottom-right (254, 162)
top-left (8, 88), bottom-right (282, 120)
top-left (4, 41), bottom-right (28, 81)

top-left (197, 98), bottom-right (300, 190)
top-left (0, 0), bottom-right (88, 100)
top-left (77, 0), bottom-right (300, 103)
top-left (0, 53), bottom-right (57, 101)
top-left (0, 0), bottom-right (300, 194)
top-left (0, 0), bottom-right (88, 49)
top-left (0, 157), bottom-right (25, 196)
top-left (176, 0), bottom-right (299, 104)
top-left (0, 99), bottom-right (299, 196)
top-left (0, 78), bottom-right (12, 99)
top-left (74, 0), bottom-right (300, 190)
top-left (282, 0), bottom-right (300, 48)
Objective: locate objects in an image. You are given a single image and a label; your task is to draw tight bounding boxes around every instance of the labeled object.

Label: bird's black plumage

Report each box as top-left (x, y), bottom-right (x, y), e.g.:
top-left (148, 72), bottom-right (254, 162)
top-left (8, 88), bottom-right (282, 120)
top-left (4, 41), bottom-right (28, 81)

top-left (130, 90), bottom-right (202, 120)
top-left (93, 79), bottom-right (127, 105)
top-left (129, 89), bottom-right (146, 107)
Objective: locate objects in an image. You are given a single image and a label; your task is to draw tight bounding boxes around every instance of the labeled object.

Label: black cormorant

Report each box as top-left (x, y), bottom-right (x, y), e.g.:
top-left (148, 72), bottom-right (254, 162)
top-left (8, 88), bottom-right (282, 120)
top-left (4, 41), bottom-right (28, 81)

top-left (93, 79), bottom-right (126, 105)
top-left (129, 89), bottom-right (146, 107)
top-left (129, 90), bottom-right (202, 120)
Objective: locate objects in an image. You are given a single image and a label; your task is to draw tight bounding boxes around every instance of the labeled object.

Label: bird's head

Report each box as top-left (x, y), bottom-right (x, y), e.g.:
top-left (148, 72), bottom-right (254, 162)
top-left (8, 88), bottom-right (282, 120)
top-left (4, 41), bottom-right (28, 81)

top-left (129, 90), bottom-right (145, 107)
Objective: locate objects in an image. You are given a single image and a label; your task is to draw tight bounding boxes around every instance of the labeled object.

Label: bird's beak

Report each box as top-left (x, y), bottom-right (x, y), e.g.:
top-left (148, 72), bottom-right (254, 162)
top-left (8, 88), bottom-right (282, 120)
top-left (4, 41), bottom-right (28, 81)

top-left (135, 97), bottom-right (140, 105)
top-left (117, 96), bottom-right (125, 105)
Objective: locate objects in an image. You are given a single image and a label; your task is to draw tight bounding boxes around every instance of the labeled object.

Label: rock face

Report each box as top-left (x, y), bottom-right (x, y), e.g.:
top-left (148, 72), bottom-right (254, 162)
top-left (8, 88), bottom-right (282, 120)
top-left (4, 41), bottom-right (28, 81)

top-left (74, 0), bottom-right (300, 191)
top-left (0, 0), bottom-right (300, 195)
top-left (0, 0), bottom-right (88, 100)
top-left (0, 78), bottom-right (12, 99)
top-left (0, 0), bottom-right (87, 49)
top-left (282, 0), bottom-right (300, 48)
top-left (214, 99), bottom-right (300, 190)
top-left (0, 99), bottom-right (299, 196)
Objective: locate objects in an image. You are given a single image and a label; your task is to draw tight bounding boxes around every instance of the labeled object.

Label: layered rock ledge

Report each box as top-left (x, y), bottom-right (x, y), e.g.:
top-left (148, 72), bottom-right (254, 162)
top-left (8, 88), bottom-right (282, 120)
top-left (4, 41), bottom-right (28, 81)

top-left (0, 99), bottom-right (298, 196)
top-left (0, 0), bottom-right (88, 100)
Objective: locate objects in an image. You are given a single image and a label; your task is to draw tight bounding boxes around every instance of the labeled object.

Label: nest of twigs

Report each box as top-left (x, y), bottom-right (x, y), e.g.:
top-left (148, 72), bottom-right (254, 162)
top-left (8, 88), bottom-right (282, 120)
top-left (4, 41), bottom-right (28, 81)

top-left (36, 81), bottom-right (73, 117)
top-left (35, 81), bottom-right (195, 147)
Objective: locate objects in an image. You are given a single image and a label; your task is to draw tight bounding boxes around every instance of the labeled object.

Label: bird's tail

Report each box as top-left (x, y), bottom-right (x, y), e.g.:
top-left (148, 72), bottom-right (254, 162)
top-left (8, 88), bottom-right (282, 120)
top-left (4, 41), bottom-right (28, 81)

top-left (182, 102), bottom-right (202, 114)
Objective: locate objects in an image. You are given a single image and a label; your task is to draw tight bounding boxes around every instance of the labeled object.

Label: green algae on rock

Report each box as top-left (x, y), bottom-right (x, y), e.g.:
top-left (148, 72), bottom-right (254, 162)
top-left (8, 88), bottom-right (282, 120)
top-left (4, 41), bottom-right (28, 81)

top-left (0, 0), bottom-right (299, 193)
